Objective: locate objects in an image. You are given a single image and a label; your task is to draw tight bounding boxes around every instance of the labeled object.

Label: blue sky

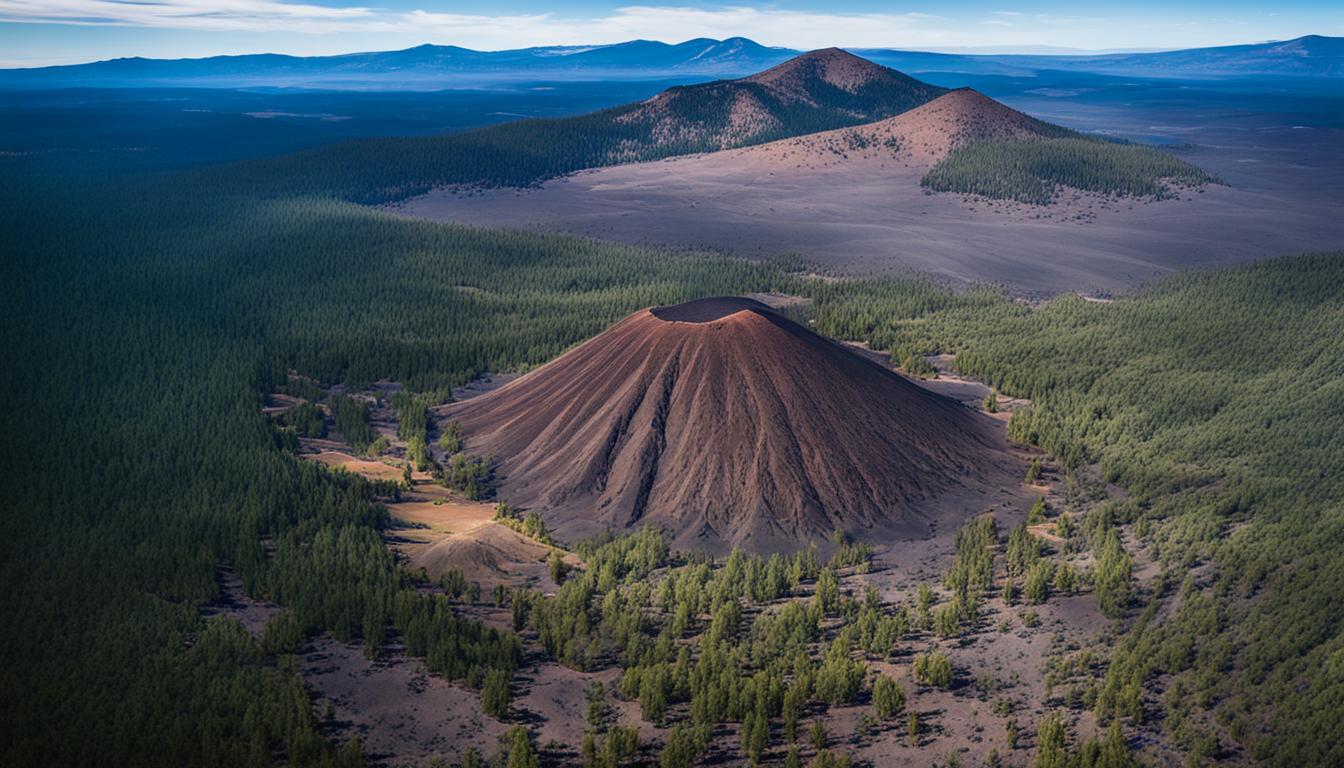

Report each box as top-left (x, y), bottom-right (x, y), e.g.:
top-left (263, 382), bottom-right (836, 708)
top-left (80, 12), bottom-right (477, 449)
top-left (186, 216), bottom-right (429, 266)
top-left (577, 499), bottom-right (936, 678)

top-left (1, 1), bottom-right (1340, 67)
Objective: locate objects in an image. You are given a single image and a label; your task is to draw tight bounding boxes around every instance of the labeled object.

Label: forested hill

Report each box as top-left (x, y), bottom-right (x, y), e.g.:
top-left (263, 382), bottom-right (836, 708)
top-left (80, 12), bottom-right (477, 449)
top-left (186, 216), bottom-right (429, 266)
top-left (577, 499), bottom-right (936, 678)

top-left (227, 48), bottom-right (948, 204)
top-left (723, 85), bottom-right (1216, 205)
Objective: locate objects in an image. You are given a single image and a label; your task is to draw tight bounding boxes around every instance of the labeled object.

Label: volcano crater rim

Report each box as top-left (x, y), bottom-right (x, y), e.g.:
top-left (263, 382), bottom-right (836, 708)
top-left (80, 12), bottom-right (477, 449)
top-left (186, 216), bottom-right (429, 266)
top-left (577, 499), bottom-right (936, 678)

top-left (649, 296), bottom-right (773, 324)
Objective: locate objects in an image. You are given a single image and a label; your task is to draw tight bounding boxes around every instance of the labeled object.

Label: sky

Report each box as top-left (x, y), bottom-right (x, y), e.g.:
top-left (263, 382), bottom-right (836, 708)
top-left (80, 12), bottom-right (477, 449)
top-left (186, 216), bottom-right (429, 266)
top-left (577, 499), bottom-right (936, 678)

top-left (0, 1), bottom-right (1340, 67)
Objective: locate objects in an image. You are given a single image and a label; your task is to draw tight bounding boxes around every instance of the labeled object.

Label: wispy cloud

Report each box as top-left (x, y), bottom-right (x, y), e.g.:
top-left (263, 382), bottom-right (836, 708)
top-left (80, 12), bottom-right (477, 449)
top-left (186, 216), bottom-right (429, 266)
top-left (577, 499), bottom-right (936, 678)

top-left (0, 0), bottom-right (380, 33)
top-left (0, 2), bottom-right (962, 47)
top-left (0, 1), bottom-right (1320, 57)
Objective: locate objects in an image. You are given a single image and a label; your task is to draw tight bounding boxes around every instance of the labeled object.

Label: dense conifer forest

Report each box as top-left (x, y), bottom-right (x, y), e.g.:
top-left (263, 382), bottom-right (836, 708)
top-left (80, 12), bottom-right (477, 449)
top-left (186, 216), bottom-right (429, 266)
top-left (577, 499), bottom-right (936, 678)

top-left (0, 172), bottom-right (786, 765)
top-left (808, 254), bottom-right (1344, 765)
top-left (1, 117), bottom-right (1339, 766)
top-left (920, 138), bottom-right (1217, 204)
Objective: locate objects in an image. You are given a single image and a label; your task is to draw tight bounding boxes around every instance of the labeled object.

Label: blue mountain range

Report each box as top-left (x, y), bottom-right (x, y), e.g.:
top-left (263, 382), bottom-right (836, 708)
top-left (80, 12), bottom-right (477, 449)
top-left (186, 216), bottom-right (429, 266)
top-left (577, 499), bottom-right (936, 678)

top-left (1, 35), bottom-right (1338, 89)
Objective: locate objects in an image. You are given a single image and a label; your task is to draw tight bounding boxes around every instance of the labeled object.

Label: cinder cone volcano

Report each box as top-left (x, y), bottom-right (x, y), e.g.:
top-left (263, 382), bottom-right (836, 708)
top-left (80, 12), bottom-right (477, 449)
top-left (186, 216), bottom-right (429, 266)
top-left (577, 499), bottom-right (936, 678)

top-left (445, 297), bottom-right (1017, 551)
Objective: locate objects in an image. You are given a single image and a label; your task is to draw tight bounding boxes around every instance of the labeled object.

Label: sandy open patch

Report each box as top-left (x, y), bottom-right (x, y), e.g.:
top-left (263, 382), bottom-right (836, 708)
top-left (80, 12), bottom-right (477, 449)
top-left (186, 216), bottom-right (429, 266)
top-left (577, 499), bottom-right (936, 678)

top-left (305, 449), bottom-right (570, 591)
top-left (309, 450), bottom-right (406, 482)
top-left (386, 493), bottom-right (574, 591)
top-left (301, 635), bottom-right (512, 765)
top-left (386, 496), bottom-right (493, 534)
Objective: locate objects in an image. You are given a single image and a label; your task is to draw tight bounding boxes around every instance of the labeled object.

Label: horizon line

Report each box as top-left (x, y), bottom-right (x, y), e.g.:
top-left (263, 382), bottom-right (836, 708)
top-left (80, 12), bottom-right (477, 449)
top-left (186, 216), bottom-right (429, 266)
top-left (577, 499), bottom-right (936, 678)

top-left (2, 33), bottom-right (1333, 71)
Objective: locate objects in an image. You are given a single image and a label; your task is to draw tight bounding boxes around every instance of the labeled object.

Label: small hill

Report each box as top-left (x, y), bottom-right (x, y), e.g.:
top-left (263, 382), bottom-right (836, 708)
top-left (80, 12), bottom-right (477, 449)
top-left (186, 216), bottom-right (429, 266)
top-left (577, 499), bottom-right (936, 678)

top-left (409, 523), bottom-right (553, 585)
top-left (722, 87), bottom-right (1215, 204)
top-left (872, 88), bottom-right (1075, 163)
top-left (443, 297), bottom-right (1017, 552)
top-left (614, 48), bottom-right (948, 153)
top-left (734, 87), bottom-right (1073, 167)
top-left (742, 47), bottom-right (938, 98)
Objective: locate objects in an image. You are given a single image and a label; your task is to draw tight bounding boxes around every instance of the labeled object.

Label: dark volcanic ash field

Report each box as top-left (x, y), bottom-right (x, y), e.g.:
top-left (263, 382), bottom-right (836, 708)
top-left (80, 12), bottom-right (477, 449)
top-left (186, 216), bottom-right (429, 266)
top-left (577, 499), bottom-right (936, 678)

top-left (390, 75), bottom-right (1344, 296)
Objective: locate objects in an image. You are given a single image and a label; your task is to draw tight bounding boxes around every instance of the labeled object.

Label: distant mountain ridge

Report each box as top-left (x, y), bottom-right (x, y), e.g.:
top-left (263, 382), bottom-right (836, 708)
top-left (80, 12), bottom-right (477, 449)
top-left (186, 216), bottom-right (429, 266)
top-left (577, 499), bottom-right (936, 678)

top-left (870, 33), bottom-right (1344, 79)
top-left (2, 35), bottom-right (1338, 89)
top-left (0, 37), bottom-right (795, 89)
top-left (997, 34), bottom-right (1344, 78)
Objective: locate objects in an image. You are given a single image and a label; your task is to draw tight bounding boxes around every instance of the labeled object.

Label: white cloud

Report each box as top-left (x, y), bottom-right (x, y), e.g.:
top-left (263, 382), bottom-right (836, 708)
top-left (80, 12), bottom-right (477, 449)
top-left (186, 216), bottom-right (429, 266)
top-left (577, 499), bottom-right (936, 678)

top-left (0, 0), bottom-right (381, 33)
top-left (0, 1), bottom-right (1321, 55)
top-left (0, 2), bottom-right (964, 48)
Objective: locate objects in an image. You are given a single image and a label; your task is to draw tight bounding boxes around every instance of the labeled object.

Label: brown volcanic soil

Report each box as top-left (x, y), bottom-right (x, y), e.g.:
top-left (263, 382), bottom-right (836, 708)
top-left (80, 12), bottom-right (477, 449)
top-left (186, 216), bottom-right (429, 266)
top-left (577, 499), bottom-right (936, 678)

top-left (407, 524), bottom-right (569, 588)
top-left (304, 448), bottom-right (569, 591)
top-left (391, 113), bottom-right (1344, 296)
top-left (735, 87), bottom-right (1072, 166)
top-left (443, 297), bottom-right (1017, 552)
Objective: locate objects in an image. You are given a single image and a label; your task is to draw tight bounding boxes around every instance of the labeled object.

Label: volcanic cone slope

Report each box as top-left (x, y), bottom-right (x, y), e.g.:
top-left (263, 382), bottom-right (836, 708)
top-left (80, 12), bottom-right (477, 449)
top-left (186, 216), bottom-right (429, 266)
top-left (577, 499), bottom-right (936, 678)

top-left (732, 87), bottom-right (1077, 168)
top-left (611, 48), bottom-right (948, 155)
top-left (445, 297), bottom-right (1017, 552)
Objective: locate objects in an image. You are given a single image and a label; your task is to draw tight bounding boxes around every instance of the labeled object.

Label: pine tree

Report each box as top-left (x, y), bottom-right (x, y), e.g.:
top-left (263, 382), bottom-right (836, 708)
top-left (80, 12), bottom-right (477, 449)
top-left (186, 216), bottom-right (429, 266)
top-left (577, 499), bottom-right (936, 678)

top-left (1027, 497), bottom-right (1047, 524)
top-left (1033, 713), bottom-right (1068, 768)
top-left (504, 727), bottom-right (538, 768)
top-left (782, 682), bottom-right (803, 741)
top-left (1025, 560), bottom-right (1053, 604)
top-left (581, 733), bottom-right (597, 768)
top-left (810, 720), bottom-right (828, 751)
top-left (659, 725), bottom-right (705, 768)
top-left (1094, 532), bottom-right (1133, 619)
top-left (872, 675), bottom-right (906, 719)
top-left (913, 650), bottom-right (953, 689)
top-left (549, 549), bottom-right (568, 585)
top-left (482, 668), bottom-right (511, 719)
top-left (744, 703), bottom-right (769, 764)
top-left (814, 567), bottom-right (840, 615)
top-left (1025, 457), bottom-right (1043, 484)
top-left (586, 682), bottom-right (609, 733)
